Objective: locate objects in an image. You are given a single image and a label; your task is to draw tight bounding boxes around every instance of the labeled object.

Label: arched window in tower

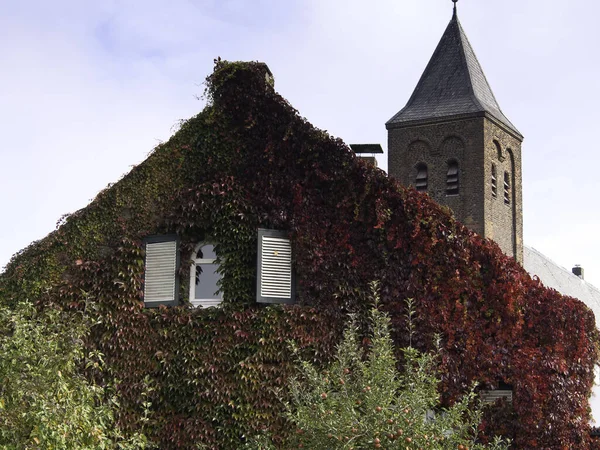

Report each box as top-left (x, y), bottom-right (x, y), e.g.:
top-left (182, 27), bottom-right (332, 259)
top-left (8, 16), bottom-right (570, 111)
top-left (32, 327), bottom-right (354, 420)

top-left (415, 163), bottom-right (428, 192)
top-left (494, 140), bottom-right (505, 161)
top-left (503, 171), bottom-right (511, 205)
top-left (446, 160), bottom-right (459, 195)
top-left (491, 163), bottom-right (498, 198)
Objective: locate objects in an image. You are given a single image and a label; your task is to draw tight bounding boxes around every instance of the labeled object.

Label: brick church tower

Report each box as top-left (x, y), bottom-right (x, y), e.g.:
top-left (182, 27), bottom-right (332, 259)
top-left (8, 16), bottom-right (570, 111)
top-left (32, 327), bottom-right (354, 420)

top-left (386, 3), bottom-right (524, 262)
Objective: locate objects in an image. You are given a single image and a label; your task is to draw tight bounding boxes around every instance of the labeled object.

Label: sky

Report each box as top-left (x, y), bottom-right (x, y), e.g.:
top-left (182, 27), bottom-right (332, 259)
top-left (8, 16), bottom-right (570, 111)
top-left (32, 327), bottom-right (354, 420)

top-left (1, 0), bottom-right (600, 415)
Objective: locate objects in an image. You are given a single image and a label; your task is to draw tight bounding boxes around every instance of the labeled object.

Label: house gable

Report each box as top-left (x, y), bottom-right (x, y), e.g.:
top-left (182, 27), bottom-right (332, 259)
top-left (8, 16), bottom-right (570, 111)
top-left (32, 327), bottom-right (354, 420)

top-left (0, 60), bottom-right (597, 448)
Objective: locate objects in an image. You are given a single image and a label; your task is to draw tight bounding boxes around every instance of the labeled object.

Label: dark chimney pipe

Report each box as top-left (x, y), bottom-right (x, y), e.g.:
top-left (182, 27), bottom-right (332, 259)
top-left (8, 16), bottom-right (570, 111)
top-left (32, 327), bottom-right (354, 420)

top-left (572, 265), bottom-right (584, 280)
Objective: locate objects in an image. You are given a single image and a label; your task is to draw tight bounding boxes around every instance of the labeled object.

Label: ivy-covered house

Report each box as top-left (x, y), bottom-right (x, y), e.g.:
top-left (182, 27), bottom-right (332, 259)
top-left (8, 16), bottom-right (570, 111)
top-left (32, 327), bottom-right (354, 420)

top-left (0, 59), bottom-right (598, 449)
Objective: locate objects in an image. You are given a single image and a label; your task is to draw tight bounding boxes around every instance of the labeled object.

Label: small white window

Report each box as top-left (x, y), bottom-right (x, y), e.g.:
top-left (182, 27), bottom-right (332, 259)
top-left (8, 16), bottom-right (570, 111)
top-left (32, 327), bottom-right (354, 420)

top-left (189, 243), bottom-right (223, 308)
top-left (481, 381), bottom-right (513, 404)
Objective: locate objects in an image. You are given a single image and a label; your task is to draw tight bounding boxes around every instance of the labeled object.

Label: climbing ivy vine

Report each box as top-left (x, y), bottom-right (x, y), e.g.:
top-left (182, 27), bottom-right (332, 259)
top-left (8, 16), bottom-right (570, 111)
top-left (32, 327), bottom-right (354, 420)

top-left (0, 60), bottom-right (597, 449)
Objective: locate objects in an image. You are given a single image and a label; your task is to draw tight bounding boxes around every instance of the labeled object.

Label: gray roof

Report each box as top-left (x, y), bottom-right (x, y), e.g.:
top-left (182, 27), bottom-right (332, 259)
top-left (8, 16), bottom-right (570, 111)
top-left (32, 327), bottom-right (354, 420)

top-left (524, 246), bottom-right (600, 329)
top-left (386, 10), bottom-right (522, 138)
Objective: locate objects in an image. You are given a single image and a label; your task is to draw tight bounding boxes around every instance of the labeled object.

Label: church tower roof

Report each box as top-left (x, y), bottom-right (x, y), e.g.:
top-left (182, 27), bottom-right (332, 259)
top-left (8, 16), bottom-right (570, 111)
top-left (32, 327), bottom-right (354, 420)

top-left (386, 6), bottom-right (522, 138)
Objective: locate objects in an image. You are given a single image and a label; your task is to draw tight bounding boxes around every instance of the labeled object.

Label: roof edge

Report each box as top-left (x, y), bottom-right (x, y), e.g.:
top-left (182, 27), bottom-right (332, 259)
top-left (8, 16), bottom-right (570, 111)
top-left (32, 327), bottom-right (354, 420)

top-left (386, 111), bottom-right (524, 141)
top-left (525, 245), bottom-right (600, 295)
top-left (455, 17), bottom-right (485, 114)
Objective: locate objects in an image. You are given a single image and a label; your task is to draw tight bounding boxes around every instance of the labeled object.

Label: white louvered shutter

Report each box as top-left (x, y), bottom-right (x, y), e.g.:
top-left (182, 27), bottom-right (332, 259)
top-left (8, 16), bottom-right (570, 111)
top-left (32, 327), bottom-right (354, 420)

top-left (257, 229), bottom-right (294, 304)
top-left (144, 237), bottom-right (178, 306)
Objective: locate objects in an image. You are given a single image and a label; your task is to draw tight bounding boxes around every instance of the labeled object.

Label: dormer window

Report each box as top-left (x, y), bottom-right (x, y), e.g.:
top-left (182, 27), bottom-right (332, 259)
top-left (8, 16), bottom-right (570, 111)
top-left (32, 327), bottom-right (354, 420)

top-left (491, 163), bottom-right (497, 198)
top-left (446, 160), bottom-right (459, 195)
top-left (189, 243), bottom-right (223, 308)
top-left (415, 163), bottom-right (428, 192)
top-left (504, 171), bottom-right (510, 205)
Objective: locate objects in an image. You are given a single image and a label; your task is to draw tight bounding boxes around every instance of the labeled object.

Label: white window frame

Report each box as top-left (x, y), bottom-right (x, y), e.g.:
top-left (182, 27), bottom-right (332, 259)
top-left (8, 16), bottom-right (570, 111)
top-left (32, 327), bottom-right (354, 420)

top-left (188, 242), bottom-right (223, 308)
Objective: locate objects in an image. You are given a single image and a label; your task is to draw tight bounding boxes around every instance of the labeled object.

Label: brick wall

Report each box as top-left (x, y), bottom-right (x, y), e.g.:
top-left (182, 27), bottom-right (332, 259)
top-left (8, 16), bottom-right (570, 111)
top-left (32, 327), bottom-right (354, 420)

top-left (387, 115), bottom-right (523, 262)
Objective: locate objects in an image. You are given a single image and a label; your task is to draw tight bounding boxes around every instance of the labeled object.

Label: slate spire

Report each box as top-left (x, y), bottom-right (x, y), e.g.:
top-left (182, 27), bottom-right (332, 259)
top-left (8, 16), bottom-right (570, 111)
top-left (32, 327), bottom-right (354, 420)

top-left (387, 5), bottom-right (521, 138)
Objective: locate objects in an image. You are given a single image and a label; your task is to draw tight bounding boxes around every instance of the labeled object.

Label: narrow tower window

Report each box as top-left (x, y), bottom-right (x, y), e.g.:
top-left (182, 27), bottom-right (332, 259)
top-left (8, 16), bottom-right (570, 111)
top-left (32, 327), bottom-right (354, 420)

top-left (446, 160), bottom-right (459, 195)
top-left (415, 163), bottom-right (428, 192)
top-left (504, 171), bottom-right (510, 205)
top-left (491, 163), bottom-right (497, 198)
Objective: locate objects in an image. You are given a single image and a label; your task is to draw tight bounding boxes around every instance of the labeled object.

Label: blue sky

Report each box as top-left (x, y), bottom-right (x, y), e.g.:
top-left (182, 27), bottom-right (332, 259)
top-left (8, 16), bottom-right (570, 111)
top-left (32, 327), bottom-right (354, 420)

top-left (2, 0), bottom-right (600, 416)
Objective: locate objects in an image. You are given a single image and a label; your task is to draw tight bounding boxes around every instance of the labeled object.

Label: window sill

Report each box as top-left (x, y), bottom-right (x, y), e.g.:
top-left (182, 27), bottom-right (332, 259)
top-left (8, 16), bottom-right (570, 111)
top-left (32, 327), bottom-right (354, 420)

top-left (191, 299), bottom-right (223, 308)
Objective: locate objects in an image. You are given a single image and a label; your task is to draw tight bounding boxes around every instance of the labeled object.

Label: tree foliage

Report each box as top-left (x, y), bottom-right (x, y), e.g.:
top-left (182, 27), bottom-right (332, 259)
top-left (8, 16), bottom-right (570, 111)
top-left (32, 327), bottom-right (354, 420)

top-left (250, 299), bottom-right (508, 449)
top-left (0, 302), bottom-right (148, 449)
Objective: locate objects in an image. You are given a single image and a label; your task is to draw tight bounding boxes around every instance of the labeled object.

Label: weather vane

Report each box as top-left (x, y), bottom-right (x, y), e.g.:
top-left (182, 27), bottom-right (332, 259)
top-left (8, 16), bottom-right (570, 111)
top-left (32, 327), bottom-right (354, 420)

top-left (452, 0), bottom-right (458, 16)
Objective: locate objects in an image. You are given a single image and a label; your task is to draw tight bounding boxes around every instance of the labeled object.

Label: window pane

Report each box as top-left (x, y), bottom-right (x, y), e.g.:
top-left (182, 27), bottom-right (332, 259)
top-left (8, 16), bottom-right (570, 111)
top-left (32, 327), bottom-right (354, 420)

top-left (195, 263), bottom-right (222, 300)
top-left (196, 244), bottom-right (217, 260)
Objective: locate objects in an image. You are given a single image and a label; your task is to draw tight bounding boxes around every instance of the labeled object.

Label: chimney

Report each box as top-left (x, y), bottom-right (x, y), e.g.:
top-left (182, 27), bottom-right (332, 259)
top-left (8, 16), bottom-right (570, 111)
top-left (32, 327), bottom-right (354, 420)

top-left (350, 144), bottom-right (383, 167)
top-left (572, 265), bottom-right (584, 280)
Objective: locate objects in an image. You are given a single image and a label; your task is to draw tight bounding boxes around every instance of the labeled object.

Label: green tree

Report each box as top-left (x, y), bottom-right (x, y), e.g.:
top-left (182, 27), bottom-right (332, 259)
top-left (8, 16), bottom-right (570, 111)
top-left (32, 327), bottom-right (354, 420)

top-left (251, 300), bottom-right (508, 449)
top-left (0, 302), bottom-right (148, 450)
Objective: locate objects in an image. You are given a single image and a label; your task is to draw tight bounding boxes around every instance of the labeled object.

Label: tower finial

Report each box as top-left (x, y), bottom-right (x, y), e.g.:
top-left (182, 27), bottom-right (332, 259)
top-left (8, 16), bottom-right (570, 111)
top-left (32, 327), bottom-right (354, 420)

top-left (452, 0), bottom-right (458, 17)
